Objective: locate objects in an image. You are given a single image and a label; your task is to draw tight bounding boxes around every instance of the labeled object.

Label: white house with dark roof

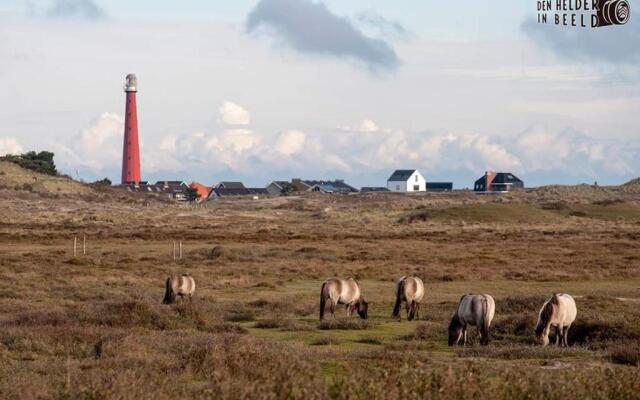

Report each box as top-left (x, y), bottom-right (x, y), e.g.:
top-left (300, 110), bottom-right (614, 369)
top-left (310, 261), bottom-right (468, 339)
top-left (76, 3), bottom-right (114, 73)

top-left (387, 169), bottom-right (426, 192)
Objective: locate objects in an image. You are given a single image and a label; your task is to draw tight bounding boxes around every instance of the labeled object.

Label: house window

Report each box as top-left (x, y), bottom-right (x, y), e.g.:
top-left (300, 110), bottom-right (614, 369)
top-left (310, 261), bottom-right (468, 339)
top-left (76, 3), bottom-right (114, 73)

top-left (413, 185), bottom-right (419, 191)
top-left (415, 175), bottom-right (418, 182)
top-left (396, 185), bottom-right (400, 191)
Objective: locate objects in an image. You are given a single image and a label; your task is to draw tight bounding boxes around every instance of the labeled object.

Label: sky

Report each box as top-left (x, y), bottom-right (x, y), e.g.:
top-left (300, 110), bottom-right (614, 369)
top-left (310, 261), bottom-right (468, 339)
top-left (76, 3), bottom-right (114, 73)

top-left (0, 0), bottom-right (638, 188)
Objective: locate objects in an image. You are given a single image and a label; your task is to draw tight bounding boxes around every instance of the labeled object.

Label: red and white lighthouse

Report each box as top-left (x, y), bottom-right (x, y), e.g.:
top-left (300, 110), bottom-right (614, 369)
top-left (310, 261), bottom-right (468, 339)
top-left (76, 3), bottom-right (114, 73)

top-left (121, 73), bottom-right (141, 184)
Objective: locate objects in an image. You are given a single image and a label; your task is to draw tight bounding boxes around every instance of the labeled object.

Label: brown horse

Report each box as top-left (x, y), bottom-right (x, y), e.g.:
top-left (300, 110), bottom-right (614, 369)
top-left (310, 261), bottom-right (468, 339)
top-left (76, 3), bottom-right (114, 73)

top-left (392, 276), bottom-right (425, 321)
top-left (162, 275), bottom-right (195, 304)
top-left (319, 278), bottom-right (368, 320)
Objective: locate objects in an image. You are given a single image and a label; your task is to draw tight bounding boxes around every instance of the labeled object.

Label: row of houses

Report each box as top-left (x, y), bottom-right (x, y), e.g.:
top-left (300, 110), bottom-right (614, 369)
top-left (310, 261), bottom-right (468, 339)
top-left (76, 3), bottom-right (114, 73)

top-left (122, 180), bottom-right (268, 201)
top-left (120, 170), bottom-right (524, 201)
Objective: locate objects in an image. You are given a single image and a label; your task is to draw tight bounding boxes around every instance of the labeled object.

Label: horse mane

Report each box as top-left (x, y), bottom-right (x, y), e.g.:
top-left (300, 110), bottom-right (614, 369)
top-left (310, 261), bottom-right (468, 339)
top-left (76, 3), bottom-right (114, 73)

top-left (449, 308), bottom-right (462, 330)
top-left (162, 277), bottom-right (173, 304)
top-left (535, 296), bottom-right (557, 335)
top-left (392, 277), bottom-right (406, 318)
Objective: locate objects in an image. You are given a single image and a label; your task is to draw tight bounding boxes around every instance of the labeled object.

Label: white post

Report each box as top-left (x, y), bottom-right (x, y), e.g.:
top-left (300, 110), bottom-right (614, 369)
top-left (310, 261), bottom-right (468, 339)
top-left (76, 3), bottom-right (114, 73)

top-left (173, 241), bottom-right (176, 261)
top-left (73, 236), bottom-right (77, 257)
top-left (179, 241), bottom-right (183, 259)
top-left (83, 235), bottom-right (86, 255)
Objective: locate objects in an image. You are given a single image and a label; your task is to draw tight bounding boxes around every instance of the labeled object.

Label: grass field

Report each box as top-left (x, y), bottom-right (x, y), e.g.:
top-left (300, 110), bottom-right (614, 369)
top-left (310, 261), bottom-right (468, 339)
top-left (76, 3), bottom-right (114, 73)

top-left (0, 173), bottom-right (639, 399)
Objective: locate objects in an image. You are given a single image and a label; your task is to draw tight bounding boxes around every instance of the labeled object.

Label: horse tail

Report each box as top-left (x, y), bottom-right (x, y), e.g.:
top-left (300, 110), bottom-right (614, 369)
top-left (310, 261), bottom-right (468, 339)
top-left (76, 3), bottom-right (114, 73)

top-left (392, 278), bottom-right (405, 318)
top-left (480, 295), bottom-right (490, 345)
top-left (319, 281), bottom-right (327, 320)
top-left (162, 277), bottom-right (173, 304)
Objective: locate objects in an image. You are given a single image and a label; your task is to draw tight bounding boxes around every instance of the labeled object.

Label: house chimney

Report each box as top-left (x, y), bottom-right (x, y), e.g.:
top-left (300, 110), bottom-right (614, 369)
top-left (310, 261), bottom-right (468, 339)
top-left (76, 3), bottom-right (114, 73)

top-left (485, 171), bottom-right (496, 191)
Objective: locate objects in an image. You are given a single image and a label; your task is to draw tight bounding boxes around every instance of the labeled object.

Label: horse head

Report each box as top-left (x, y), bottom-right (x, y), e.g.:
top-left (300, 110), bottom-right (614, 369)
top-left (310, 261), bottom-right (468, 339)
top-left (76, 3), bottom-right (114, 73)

top-left (357, 298), bottom-right (368, 319)
top-left (448, 314), bottom-right (463, 346)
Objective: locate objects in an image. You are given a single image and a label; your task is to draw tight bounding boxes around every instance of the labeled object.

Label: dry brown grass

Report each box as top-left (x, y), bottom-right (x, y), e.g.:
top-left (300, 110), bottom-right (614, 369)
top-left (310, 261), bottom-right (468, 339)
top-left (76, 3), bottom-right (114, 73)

top-left (0, 174), bottom-right (639, 398)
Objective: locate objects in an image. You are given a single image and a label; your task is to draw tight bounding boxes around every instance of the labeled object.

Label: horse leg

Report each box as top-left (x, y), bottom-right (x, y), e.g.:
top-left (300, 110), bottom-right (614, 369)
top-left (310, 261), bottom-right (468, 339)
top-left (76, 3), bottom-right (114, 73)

top-left (562, 325), bottom-right (571, 347)
top-left (330, 301), bottom-right (336, 319)
top-left (463, 327), bottom-right (468, 346)
top-left (406, 301), bottom-right (411, 320)
top-left (557, 325), bottom-right (564, 346)
top-left (414, 302), bottom-right (420, 321)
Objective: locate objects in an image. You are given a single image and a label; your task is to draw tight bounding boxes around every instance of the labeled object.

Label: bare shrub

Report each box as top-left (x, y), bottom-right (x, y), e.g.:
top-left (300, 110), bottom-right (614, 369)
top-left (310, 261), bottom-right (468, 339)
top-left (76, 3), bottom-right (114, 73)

top-left (397, 209), bottom-right (430, 224)
top-left (492, 315), bottom-right (536, 342)
top-left (201, 323), bottom-right (248, 334)
top-left (540, 201), bottom-right (568, 210)
top-left (356, 336), bottom-right (383, 345)
top-left (609, 342), bottom-right (640, 366)
top-left (310, 336), bottom-right (340, 346)
top-left (569, 320), bottom-right (640, 347)
top-left (91, 301), bottom-right (170, 330)
top-left (402, 322), bottom-right (445, 341)
top-left (496, 295), bottom-right (547, 313)
top-left (223, 304), bottom-right (255, 322)
top-left (208, 245), bottom-right (226, 259)
top-left (593, 199), bottom-right (624, 206)
top-left (318, 319), bottom-right (369, 330)
top-left (253, 319), bottom-right (283, 329)
top-left (456, 344), bottom-right (591, 360)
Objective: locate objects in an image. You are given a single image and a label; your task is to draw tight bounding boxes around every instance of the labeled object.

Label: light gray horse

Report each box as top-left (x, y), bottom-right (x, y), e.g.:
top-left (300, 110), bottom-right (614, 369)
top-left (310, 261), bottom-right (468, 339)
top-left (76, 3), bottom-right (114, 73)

top-left (319, 278), bottom-right (368, 320)
top-left (392, 276), bottom-right (425, 321)
top-left (535, 293), bottom-right (577, 347)
top-left (162, 275), bottom-right (195, 304)
top-left (448, 294), bottom-right (495, 346)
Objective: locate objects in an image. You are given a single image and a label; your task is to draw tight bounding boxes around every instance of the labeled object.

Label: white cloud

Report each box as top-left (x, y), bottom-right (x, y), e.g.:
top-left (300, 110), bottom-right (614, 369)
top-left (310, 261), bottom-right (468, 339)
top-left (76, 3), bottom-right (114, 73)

top-left (339, 119), bottom-right (381, 133)
top-left (463, 134), bottom-right (522, 171)
top-left (219, 102), bottom-right (251, 126)
top-left (0, 137), bottom-right (24, 155)
top-left (275, 130), bottom-right (306, 155)
top-left (56, 112), bottom-right (124, 174)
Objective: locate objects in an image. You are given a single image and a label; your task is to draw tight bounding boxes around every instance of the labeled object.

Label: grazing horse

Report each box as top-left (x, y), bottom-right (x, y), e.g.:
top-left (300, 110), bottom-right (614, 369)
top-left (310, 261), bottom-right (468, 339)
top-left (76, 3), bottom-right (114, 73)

top-left (535, 293), bottom-right (577, 347)
top-left (392, 276), bottom-right (425, 321)
top-left (448, 294), bottom-right (495, 346)
top-left (319, 278), bottom-right (368, 320)
top-left (162, 275), bottom-right (196, 304)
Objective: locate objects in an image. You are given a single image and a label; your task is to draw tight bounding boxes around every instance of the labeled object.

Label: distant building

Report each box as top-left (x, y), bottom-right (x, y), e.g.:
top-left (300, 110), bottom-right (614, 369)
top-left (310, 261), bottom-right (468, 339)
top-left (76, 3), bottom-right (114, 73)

top-left (290, 179), bottom-right (358, 194)
top-left (208, 187), bottom-right (268, 199)
top-left (361, 187), bottom-right (391, 193)
top-left (120, 180), bottom-right (189, 201)
top-left (215, 181), bottom-right (246, 189)
top-left (189, 182), bottom-right (211, 202)
top-left (387, 169), bottom-right (426, 192)
top-left (266, 180), bottom-right (295, 195)
top-left (474, 171), bottom-right (524, 192)
top-left (426, 182), bottom-right (453, 192)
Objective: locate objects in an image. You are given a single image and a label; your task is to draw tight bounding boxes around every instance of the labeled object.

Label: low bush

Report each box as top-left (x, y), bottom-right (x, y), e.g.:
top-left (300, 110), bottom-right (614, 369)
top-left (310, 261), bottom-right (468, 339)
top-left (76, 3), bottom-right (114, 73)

top-left (397, 209), bottom-right (430, 224)
top-left (356, 336), bottom-right (383, 345)
top-left (496, 296), bottom-right (546, 313)
top-left (608, 342), bottom-right (640, 366)
top-left (311, 336), bottom-right (340, 346)
top-left (318, 319), bottom-right (369, 330)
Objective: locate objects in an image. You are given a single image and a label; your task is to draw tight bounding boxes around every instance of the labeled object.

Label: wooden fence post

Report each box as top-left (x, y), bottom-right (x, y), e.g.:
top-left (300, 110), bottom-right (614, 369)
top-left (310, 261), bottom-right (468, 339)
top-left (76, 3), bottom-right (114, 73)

top-left (173, 241), bottom-right (176, 261)
top-left (179, 241), bottom-right (183, 259)
top-left (83, 235), bottom-right (86, 255)
top-left (73, 236), bottom-right (77, 257)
